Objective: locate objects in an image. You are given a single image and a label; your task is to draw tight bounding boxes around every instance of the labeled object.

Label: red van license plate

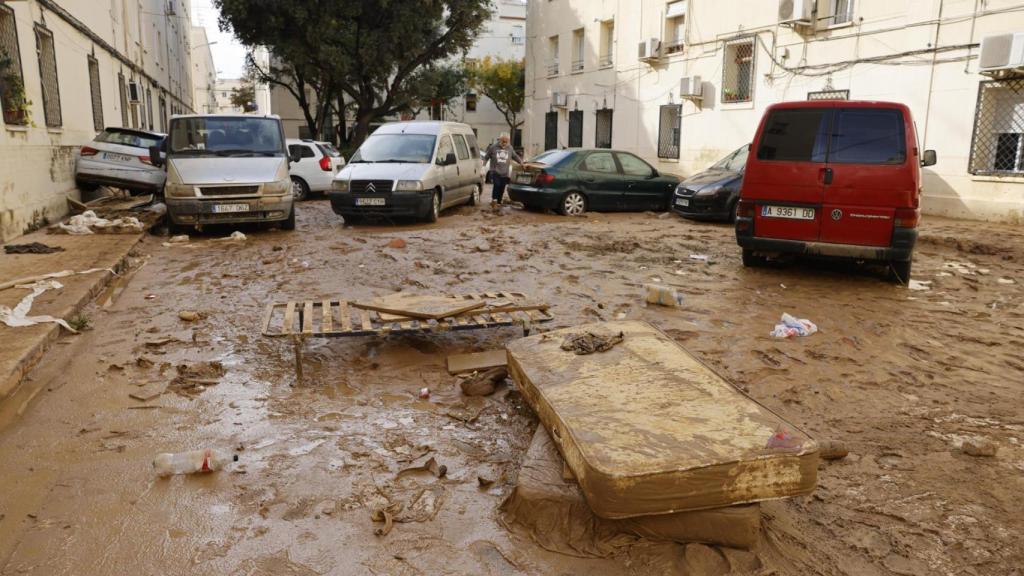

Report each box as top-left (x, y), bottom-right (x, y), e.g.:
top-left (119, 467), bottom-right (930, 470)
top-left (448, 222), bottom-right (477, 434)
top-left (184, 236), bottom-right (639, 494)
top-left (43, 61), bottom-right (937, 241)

top-left (762, 205), bottom-right (815, 220)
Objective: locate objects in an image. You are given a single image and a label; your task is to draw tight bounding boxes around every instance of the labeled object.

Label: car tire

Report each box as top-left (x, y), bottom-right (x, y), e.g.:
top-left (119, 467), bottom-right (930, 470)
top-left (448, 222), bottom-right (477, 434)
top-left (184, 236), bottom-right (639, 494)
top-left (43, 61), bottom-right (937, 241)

top-left (728, 201), bottom-right (739, 223)
top-left (167, 221), bottom-right (190, 236)
top-left (741, 249), bottom-right (765, 268)
top-left (280, 204), bottom-right (296, 231)
top-left (424, 190), bottom-right (441, 223)
top-left (560, 192), bottom-right (586, 216)
top-left (468, 184), bottom-right (481, 206)
top-left (291, 177), bottom-right (310, 201)
top-left (75, 179), bottom-right (99, 192)
top-left (888, 259), bottom-right (912, 285)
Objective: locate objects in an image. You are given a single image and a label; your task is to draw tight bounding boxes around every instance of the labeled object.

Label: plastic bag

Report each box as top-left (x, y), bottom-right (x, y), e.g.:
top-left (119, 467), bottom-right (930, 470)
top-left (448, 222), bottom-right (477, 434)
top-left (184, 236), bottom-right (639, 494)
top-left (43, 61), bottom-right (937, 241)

top-left (770, 313), bottom-right (817, 338)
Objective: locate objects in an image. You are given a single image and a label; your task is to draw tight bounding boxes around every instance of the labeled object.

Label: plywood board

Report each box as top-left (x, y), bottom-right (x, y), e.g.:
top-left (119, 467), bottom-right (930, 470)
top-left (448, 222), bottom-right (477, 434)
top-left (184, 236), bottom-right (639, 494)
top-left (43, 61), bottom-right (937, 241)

top-left (129, 381), bottom-right (167, 402)
top-left (507, 320), bottom-right (819, 519)
top-left (352, 294), bottom-right (486, 320)
top-left (446, 350), bottom-right (508, 375)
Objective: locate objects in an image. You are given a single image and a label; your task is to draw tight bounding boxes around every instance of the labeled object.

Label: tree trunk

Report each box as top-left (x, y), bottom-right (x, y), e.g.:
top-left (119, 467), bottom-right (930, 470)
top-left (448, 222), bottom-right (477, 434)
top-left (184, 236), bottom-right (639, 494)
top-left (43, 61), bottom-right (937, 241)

top-left (335, 93), bottom-right (348, 146)
top-left (352, 107), bottom-right (375, 148)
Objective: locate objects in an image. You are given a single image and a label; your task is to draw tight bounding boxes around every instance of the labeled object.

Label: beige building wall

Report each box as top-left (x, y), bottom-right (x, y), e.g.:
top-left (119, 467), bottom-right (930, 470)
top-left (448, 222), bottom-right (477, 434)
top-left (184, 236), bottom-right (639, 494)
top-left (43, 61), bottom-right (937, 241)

top-left (190, 26), bottom-right (216, 114)
top-left (525, 0), bottom-right (1024, 223)
top-left (0, 0), bottom-right (194, 242)
top-left (214, 78), bottom-right (243, 114)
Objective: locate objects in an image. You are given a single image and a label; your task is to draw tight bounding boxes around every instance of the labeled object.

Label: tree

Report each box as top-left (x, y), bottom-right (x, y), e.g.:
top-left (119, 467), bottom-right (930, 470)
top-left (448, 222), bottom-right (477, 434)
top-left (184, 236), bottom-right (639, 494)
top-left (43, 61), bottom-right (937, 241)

top-left (214, 0), bottom-right (493, 147)
top-left (229, 82), bottom-right (256, 112)
top-left (405, 64), bottom-right (468, 119)
top-left (245, 53), bottom-right (333, 140)
top-left (466, 57), bottom-right (525, 137)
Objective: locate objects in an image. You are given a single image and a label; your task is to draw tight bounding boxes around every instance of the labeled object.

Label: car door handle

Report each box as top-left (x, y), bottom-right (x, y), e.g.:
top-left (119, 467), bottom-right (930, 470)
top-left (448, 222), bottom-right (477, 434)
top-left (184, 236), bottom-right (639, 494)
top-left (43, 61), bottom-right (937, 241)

top-left (822, 167), bottom-right (834, 185)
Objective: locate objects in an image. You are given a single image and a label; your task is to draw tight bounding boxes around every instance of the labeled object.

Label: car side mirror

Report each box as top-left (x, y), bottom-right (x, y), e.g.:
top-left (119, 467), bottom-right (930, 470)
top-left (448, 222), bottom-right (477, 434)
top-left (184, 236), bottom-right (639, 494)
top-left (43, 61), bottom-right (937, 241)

top-left (921, 149), bottom-right (937, 167)
top-left (148, 145), bottom-right (164, 168)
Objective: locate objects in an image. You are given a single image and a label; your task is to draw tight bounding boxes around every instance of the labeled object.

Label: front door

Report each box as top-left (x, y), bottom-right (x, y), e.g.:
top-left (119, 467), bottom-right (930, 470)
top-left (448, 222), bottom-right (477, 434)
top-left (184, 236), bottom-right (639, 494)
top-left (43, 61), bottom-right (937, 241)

top-left (576, 151), bottom-right (622, 210)
top-left (616, 152), bottom-right (666, 210)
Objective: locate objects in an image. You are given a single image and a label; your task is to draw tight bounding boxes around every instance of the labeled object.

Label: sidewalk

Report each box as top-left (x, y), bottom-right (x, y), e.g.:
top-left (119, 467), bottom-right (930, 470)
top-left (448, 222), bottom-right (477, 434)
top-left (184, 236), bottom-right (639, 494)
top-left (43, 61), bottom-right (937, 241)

top-left (0, 228), bottom-right (145, 402)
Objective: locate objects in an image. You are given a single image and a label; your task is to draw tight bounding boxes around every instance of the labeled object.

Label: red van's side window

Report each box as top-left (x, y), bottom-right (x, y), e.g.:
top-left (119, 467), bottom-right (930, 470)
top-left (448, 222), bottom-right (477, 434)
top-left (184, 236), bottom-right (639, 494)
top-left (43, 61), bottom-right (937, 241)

top-left (830, 109), bottom-right (906, 165)
top-left (756, 108), bottom-right (829, 162)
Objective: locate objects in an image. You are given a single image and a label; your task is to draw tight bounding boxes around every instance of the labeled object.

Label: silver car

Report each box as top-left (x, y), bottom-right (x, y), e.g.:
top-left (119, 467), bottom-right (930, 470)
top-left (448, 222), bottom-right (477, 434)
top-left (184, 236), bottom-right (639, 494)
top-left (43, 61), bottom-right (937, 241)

top-left (75, 127), bottom-right (166, 194)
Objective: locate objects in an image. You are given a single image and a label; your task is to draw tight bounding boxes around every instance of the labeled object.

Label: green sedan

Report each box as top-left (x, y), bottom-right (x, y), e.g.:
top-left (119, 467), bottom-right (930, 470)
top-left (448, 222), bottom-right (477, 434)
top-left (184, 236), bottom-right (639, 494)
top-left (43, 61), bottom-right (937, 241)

top-left (507, 149), bottom-right (681, 216)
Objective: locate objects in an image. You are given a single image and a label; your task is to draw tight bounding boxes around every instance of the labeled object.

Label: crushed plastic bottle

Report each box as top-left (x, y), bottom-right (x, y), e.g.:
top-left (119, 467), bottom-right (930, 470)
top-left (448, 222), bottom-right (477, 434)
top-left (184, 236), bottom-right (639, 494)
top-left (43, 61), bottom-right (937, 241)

top-left (153, 448), bottom-right (238, 476)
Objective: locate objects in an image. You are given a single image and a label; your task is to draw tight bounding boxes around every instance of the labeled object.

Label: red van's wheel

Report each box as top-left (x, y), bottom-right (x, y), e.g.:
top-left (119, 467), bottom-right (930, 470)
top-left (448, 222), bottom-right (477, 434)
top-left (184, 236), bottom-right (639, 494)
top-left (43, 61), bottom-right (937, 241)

top-left (741, 249), bottom-right (763, 268)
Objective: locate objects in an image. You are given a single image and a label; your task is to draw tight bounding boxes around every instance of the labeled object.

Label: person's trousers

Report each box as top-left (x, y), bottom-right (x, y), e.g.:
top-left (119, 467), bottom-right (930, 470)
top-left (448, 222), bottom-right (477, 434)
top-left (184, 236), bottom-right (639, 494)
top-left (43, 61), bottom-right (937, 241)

top-left (492, 174), bottom-right (509, 203)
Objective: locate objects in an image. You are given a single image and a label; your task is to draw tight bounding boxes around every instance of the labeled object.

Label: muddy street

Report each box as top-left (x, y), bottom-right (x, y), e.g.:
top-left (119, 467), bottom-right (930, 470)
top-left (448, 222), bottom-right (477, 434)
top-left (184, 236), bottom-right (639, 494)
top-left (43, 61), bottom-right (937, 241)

top-left (1, 197), bottom-right (1022, 575)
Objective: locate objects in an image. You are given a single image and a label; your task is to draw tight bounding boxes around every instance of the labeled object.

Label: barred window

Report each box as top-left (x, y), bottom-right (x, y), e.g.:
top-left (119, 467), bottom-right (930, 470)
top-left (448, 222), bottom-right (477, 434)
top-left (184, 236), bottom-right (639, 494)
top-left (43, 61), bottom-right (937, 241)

top-left (118, 72), bottom-right (129, 127)
top-left (969, 78), bottom-right (1024, 175)
top-left (88, 56), bottom-right (103, 130)
top-left (595, 108), bottom-right (613, 148)
top-left (568, 110), bottom-right (583, 147)
top-left (0, 4), bottom-right (27, 125)
top-left (657, 104), bottom-right (681, 159)
top-left (34, 25), bottom-right (61, 127)
top-left (722, 38), bottom-right (754, 104)
top-left (544, 111), bottom-right (558, 150)
top-left (146, 87), bottom-right (154, 130)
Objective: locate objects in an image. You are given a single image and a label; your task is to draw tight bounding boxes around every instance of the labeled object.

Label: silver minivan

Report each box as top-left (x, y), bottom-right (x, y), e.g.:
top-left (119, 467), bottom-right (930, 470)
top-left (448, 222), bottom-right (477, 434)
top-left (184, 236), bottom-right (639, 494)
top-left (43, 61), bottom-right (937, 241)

top-left (328, 121), bottom-right (484, 222)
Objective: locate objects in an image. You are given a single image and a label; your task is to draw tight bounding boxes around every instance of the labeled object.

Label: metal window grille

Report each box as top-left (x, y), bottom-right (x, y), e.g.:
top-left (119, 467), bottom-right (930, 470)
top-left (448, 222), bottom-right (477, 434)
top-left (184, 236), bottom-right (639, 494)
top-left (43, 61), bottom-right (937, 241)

top-left (595, 108), bottom-right (613, 148)
top-left (0, 4), bottom-right (27, 125)
top-left (568, 110), bottom-right (583, 147)
top-left (826, 0), bottom-right (854, 26)
top-left (968, 77), bottom-right (1024, 175)
top-left (146, 88), bottom-right (154, 129)
top-left (87, 56), bottom-right (103, 130)
top-left (722, 39), bottom-right (754, 104)
top-left (159, 96), bottom-right (166, 132)
top-left (657, 104), bottom-right (681, 159)
top-left (34, 25), bottom-right (61, 127)
top-left (544, 111), bottom-right (558, 151)
top-left (118, 73), bottom-right (128, 127)
top-left (808, 89), bottom-right (850, 101)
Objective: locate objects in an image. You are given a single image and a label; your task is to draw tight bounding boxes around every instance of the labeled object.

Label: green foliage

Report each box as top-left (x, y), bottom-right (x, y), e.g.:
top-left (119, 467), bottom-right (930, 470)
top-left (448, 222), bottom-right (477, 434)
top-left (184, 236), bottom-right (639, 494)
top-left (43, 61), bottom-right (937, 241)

top-left (230, 83), bottom-right (256, 112)
top-left (66, 314), bottom-right (91, 332)
top-left (405, 63), bottom-right (468, 116)
top-left (465, 57), bottom-right (525, 133)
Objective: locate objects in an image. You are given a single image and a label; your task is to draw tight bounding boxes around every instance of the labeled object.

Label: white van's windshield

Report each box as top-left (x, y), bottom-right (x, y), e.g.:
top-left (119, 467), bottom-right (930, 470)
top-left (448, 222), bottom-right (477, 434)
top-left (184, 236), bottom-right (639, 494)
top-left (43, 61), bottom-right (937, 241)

top-left (350, 134), bottom-right (437, 164)
top-left (169, 117), bottom-right (285, 157)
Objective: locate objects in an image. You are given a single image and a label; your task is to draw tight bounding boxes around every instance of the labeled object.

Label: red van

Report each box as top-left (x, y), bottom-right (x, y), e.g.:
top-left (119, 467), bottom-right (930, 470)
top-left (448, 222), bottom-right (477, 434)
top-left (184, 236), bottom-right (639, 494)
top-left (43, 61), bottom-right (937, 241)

top-left (735, 101), bottom-right (936, 283)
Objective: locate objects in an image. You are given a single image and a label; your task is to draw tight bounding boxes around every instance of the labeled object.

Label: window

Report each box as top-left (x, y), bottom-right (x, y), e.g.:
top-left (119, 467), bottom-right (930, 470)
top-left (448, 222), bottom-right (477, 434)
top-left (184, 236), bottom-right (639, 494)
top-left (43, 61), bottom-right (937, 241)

top-left (595, 108), bottom-right (613, 148)
top-left (87, 56), bottom-right (103, 130)
top-left (465, 132), bottom-right (479, 158)
top-left (831, 108), bottom-right (905, 165)
top-left (547, 35), bottom-right (559, 76)
top-left (969, 78), bottom-right (1024, 175)
top-left (657, 104), bottom-right (681, 159)
top-left (581, 151), bottom-right (617, 173)
top-left (453, 134), bottom-right (471, 160)
top-left (288, 144), bottom-right (316, 159)
top-left (159, 95), bottom-right (166, 132)
top-left (599, 20), bottom-right (614, 67)
top-left (756, 108), bottom-right (829, 162)
top-left (617, 152), bottom-right (655, 177)
top-left (118, 73), bottom-right (129, 127)
top-left (513, 128), bottom-right (522, 149)
top-left (146, 88), bottom-right (154, 130)
top-left (465, 93), bottom-right (477, 112)
top-left (572, 28), bottom-right (584, 73)
top-left (35, 25), bottom-right (61, 127)
top-left (568, 110), bottom-right (583, 147)
top-left (512, 25), bottom-right (524, 45)
top-left (664, 1), bottom-right (687, 55)
top-left (824, 0), bottom-right (854, 26)
top-left (436, 134), bottom-right (454, 162)
top-left (544, 111), bottom-right (558, 150)
top-left (95, 128), bottom-right (162, 149)
top-left (0, 4), bottom-right (27, 125)
top-left (722, 38), bottom-right (754, 104)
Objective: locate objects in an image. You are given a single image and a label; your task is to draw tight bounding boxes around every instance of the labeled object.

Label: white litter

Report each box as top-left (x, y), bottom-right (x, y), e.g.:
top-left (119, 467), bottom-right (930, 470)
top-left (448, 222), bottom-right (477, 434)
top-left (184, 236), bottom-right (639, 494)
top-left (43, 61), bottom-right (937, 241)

top-left (0, 280), bottom-right (75, 332)
top-left (908, 280), bottom-right (932, 291)
top-left (689, 254), bottom-right (710, 262)
top-left (168, 235), bottom-right (190, 244)
top-left (998, 278), bottom-right (1016, 285)
top-left (770, 313), bottom-right (818, 338)
top-left (215, 231), bottom-right (247, 242)
top-left (58, 210), bottom-right (143, 235)
top-left (644, 283), bottom-right (684, 307)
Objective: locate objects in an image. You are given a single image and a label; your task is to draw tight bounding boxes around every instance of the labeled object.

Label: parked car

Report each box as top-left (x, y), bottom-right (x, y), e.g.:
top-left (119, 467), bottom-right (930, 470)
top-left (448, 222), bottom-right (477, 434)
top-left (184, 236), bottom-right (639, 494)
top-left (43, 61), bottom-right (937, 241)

top-left (735, 101), bottom-right (936, 283)
top-left (329, 121), bottom-right (484, 223)
top-left (508, 149), bottom-right (680, 216)
top-left (75, 127), bottom-right (166, 194)
top-left (672, 144), bottom-right (749, 221)
top-left (150, 113), bottom-right (296, 233)
top-left (287, 138), bottom-right (346, 200)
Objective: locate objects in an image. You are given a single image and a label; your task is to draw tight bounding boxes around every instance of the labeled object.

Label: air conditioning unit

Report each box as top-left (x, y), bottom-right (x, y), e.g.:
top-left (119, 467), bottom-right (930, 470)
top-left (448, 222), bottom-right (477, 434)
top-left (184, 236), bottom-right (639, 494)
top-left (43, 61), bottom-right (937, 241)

top-left (778, 0), bottom-right (813, 25)
top-left (127, 80), bottom-right (141, 103)
top-left (680, 75), bottom-right (703, 99)
top-left (551, 92), bottom-right (568, 108)
top-left (638, 38), bottom-right (662, 61)
top-left (979, 33), bottom-right (1024, 75)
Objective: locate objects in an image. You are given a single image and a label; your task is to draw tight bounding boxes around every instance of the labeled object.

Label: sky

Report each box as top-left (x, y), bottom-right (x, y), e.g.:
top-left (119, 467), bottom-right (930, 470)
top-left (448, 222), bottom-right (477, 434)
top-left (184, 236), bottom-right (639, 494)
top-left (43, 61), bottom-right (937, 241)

top-left (191, 0), bottom-right (247, 79)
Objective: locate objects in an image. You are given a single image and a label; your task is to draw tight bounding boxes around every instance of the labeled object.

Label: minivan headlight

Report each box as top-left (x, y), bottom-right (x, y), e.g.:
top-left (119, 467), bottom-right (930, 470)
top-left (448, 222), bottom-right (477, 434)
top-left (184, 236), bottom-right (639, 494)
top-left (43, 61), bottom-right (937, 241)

top-left (394, 180), bottom-right (423, 192)
top-left (332, 179), bottom-right (350, 192)
top-left (264, 177), bottom-right (291, 196)
top-left (165, 183), bottom-right (196, 198)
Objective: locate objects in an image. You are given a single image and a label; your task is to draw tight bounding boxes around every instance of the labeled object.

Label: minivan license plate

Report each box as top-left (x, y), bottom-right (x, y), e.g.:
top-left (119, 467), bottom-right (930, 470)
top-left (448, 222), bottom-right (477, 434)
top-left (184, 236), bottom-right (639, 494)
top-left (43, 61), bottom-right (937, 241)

top-left (212, 204), bottom-right (249, 213)
top-left (762, 205), bottom-right (814, 220)
top-left (356, 198), bottom-right (386, 206)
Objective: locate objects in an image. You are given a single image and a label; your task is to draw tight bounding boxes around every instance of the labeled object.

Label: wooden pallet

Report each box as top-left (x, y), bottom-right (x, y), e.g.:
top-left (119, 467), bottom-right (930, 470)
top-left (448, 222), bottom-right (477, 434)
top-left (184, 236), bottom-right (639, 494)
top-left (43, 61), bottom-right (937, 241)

top-left (262, 291), bottom-right (553, 338)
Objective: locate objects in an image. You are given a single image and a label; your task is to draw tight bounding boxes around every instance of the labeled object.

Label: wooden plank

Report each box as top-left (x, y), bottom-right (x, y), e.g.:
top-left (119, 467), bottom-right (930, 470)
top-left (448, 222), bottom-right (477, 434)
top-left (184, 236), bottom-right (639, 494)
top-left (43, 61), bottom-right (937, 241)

top-left (261, 303), bottom-right (276, 335)
top-left (339, 301), bottom-right (351, 333)
top-left (129, 381), bottom-right (168, 402)
top-left (360, 308), bottom-right (372, 331)
top-left (283, 302), bottom-right (297, 335)
top-left (322, 300), bottom-right (333, 334)
top-left (447, 350), bottom-right (508, 375)
top-left (352, 294), bottom-right (487, 320)
top-left (303, 301), bottom-right (314, 334)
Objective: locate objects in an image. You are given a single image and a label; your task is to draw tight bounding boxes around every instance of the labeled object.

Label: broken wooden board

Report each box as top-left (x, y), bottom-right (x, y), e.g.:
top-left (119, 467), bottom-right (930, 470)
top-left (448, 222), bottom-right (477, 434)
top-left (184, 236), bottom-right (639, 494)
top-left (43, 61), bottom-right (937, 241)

top-left (129, 381), bottom-right (168, 402)
top-left (507, 320), bottom-right (819, 519)
top-left (447, 350), bottom-right (508, 375)
top-left (352, 293), bottom-right (487, 320)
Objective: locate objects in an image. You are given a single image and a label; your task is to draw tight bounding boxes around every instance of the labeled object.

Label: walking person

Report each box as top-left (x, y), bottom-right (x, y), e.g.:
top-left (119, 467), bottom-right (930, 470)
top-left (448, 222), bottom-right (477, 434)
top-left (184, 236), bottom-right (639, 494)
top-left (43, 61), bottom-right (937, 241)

top-left (483, 132), bottom-right (522, 206)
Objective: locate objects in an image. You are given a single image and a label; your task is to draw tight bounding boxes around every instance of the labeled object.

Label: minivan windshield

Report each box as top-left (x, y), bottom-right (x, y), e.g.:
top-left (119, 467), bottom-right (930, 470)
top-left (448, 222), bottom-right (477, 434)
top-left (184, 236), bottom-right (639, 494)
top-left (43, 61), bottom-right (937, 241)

top-left (169, 117), bottom-right (285, 157)
top-left (350, 134), bottom-right (436, 163)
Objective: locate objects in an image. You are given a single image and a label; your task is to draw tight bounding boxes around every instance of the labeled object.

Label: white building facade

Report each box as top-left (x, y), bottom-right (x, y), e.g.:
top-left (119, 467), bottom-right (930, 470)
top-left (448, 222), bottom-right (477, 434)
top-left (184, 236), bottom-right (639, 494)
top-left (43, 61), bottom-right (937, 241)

top-left (0, 0), bottom-right (194, 241)
top-left (190, 25), bottom-right (216, 114)
top-left (525, 0), bottom-right (1024, 223)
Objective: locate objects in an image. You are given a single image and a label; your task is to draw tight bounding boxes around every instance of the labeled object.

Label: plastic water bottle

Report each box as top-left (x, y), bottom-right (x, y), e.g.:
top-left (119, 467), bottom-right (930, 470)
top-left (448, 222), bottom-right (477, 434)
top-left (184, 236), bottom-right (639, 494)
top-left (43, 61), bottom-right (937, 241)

top-left (153, 448), bottom-right (238, 476)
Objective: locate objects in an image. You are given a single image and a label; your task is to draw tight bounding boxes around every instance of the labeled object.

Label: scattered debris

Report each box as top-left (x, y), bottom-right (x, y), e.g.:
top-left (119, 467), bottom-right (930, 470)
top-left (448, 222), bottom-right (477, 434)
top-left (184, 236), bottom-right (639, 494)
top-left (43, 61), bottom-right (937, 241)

top-left (371, 503), bottom-right (401, 536)
top-left (178, 310), bottom-right (202, 322)
top-left (997, 277), bottom-right (1016, 285)
top-left (352, 293), bottom-right (487, 320)
top-left (689, 254), bottom-right (710, 262)
top-left (167, 235), bottom-right (190, 244)
top-left (446, 397), bottom-right (487, 423)
top-left (473, 240), bottom-right (492, 252)
top-left (215, 231), bottom-right (247, 242)
top-left (644, 283), bottom-right (684, 307)
top-left (145, 294), bottom-right (157, 300)
top-left (55, 210), bottom-right (144, 235)
top-left (908, 280), bottom-right (932, 291)
top-left (766, 426), bottom-right (805, 451)
top-left (418, 387), bottom-right (431, 399)
top-left (397, 456), bottom-right (448, 479)
top-left (818, 440), bottom-right (849, 460)
top-left (152, 448), bottom-right (238, 476)
top-left (960, 438), bottom-right (998, 458)
top-left (66, 314), bottom-right (92, 332)
top-left (4, 242), bottom-right (65, 254)
top-left (0, 267), bottom-right (113, 292)
top-left (168, 361), bottom-right (225, 396)
top-left (386, 238), bottom-right (407, 249)
top-left (129, 381), bottom-right (168, 402)
top-left (560, 330), bottom-right (624, 355)
top-left (0, 280), bottom-right (76, 332)
top-left (770, 313), bottom-right (818, 338)
top-left (447, 350), bottom-right (508, 375)
top-left (460, 367), bottom-right (508, 396)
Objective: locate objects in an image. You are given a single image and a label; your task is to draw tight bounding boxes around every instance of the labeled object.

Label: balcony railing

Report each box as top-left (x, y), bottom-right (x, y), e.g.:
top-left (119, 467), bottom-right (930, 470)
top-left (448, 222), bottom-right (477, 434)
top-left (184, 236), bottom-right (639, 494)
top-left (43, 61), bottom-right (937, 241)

top-left (599, 53), bottom-right (613, 68)
top-left (547, 61), bottom-right (560, 76)
top-left (664, 39), bottom-right (685, 55)
top-left (571, 59), bottom-right (584, 73)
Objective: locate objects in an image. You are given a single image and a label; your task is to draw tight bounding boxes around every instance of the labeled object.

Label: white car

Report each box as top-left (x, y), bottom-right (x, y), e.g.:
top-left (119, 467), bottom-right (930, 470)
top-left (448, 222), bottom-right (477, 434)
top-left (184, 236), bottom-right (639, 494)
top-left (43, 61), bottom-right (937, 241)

top-left (75, 127), bottom-right (166, 194)
top-left (286, 139), bottom-right (346, 200)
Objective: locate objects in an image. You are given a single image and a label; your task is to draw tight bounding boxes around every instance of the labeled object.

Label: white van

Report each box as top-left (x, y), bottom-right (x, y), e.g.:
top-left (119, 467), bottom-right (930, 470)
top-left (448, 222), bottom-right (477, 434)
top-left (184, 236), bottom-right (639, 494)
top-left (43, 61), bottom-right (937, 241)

top-left (151, 114), bottom-right (296, 232)
top-left (328, 121), bottom-right (484, 223)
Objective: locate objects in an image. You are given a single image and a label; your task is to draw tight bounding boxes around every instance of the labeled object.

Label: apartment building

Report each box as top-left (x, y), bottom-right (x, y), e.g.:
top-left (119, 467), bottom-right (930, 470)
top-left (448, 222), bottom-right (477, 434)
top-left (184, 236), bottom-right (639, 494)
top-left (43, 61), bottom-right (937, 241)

top-left (191, 25), bottom-right (216, 114)
top-left (0, 0), bottom-right (195, 241)
top-left (525, 0), bottom-right (1024, 222)
top-left (214, 78), bottom-right (245, 114)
